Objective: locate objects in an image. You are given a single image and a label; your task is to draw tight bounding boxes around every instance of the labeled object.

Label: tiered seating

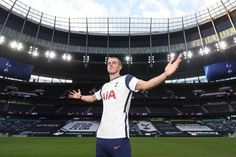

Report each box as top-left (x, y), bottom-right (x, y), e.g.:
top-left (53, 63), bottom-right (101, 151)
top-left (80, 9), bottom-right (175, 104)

top-left (130, 106), bottom-right (148, 115)
top-left (175, 105), bottom-right (205, 115)
top-left (152, 121), bottom-right (185, 136)
top-left (148, 105), bottom-right (178, 115)
top-left (32, 105), bottom-right (60, 116)
top-left (204, 103), bottom-right (229, 113)
top-left (7, 104), bottom-right (33, 113)
top-left (57, 105), bottom-right (90, 116)
top-left (230, 101), bottom-right (236, 112)
top-left (0, 118), bottom-right (35, 135)
top-left (90, 105), bottom-right (103, 115)
top-left (0, 77), bottom-right (235, 117)
top-left (129, 120), bottom-right (141, 136)
top-left (0, 104), bottom-right (6, 112)
top-left (202, 119), bottom-right (236, 135)
top-left (23, 119), bottom-right (66, 136)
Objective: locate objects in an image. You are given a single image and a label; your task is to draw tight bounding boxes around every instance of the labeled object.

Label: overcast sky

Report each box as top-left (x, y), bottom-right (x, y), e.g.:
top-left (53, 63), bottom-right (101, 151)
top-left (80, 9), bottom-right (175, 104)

top-left (19, 0), bottom-right (221, 18)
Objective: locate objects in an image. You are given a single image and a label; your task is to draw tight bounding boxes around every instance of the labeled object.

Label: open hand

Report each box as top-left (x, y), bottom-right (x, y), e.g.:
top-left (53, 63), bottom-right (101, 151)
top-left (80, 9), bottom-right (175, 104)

top-left (69, 89), bottom-right (82, 99)
top-left (165, 53), bottom-right (182, 77)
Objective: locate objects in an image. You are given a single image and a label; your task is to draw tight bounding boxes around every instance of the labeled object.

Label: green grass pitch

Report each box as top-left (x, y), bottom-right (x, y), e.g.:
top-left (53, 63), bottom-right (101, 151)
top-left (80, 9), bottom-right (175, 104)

top-left (0, 137), bottom-right (236, 157)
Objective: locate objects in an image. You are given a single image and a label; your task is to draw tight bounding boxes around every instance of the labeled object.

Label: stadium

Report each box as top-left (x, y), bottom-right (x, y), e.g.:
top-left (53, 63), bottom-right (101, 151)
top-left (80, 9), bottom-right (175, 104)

top-left (0, 0), bottom-right (236, 157)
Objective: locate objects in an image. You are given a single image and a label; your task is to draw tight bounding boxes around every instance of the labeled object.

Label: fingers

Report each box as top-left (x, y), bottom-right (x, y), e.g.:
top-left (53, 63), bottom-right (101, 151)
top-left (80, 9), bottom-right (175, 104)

top-left (177, 53), bottom-right (183, 62)
top-left (176, 53), bottom-right (182, 67)
top-left (168, 57), bottom-right (175, 65)
top-left (68, 91), bottom-right (76, 98)
top-left (68, 89), bottom-right (81, 98)
top-left (172, 53), bottom-right (182, 67)
top-left (168, 53), bottom-right (182, 65)
top-left (69, 89), bottom-right (80, 94)
top-left (177, 53), bottom-right (182, 59)
top-left (69, 90), bottom-right (76, 95)
top-left (69, 91), bottom-right (74, 95)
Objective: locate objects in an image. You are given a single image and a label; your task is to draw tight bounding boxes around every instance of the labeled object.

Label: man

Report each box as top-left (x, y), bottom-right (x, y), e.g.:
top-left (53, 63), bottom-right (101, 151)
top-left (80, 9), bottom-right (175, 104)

top-left (69, 54), bottom-right (182, 157)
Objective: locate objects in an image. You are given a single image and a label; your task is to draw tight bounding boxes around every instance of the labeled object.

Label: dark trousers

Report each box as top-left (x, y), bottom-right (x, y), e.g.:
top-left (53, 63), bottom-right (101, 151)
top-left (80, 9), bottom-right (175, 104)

top-left (96, 138), bottom-right (132, 157)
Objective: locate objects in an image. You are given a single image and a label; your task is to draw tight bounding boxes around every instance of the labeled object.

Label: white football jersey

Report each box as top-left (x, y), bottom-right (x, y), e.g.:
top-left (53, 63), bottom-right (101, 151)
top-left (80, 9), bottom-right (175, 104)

top-left (94, 74), bottom-right (139, 139)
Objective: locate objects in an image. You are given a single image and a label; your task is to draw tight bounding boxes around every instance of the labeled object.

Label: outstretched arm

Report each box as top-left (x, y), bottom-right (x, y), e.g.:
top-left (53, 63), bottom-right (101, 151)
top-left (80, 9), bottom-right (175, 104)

top-left (135, 53), bottom-right (182, 91)
top-left (69, 89), bottom-right (97, 103)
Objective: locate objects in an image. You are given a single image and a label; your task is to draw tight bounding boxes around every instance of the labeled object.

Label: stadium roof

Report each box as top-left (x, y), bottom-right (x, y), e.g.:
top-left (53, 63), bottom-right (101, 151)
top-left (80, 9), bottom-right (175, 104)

top-left (19, 0), bottom-right (221, 18)
top-left (0, 0), bottom-right (233, 34)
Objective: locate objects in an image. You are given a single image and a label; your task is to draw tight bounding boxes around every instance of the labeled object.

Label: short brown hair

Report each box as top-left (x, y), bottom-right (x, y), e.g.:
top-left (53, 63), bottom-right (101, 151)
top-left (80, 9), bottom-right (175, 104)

top-left (108, 57), bottom-right (122, 66)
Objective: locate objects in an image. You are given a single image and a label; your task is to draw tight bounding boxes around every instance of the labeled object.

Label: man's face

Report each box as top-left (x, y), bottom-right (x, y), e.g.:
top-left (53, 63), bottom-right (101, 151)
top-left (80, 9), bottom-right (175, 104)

top-left (107, 57), bottom-right (122, 75)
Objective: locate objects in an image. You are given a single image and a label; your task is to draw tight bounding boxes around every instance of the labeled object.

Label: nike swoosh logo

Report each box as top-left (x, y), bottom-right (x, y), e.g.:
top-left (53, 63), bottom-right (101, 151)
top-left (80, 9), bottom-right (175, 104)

top-left (113, 145), bottom-right (121, 150)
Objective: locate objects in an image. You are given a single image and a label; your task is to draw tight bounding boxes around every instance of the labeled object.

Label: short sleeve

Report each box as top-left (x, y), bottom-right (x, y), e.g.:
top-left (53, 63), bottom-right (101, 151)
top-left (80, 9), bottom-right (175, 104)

top-left (94, 89), bottom-right (102, 100)
top-left (125, 74), bottom-right (140, 92)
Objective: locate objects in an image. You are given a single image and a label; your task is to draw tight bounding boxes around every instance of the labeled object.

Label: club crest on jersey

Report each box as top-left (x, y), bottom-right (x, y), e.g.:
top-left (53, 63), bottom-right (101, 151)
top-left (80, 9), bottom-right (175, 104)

top-left (103, 90), bottom-right (116, 100)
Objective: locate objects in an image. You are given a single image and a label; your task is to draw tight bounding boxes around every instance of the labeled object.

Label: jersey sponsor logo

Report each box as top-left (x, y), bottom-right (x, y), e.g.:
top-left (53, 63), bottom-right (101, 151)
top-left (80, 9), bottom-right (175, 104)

top-left (103, 90), bottom-right (116, 100)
